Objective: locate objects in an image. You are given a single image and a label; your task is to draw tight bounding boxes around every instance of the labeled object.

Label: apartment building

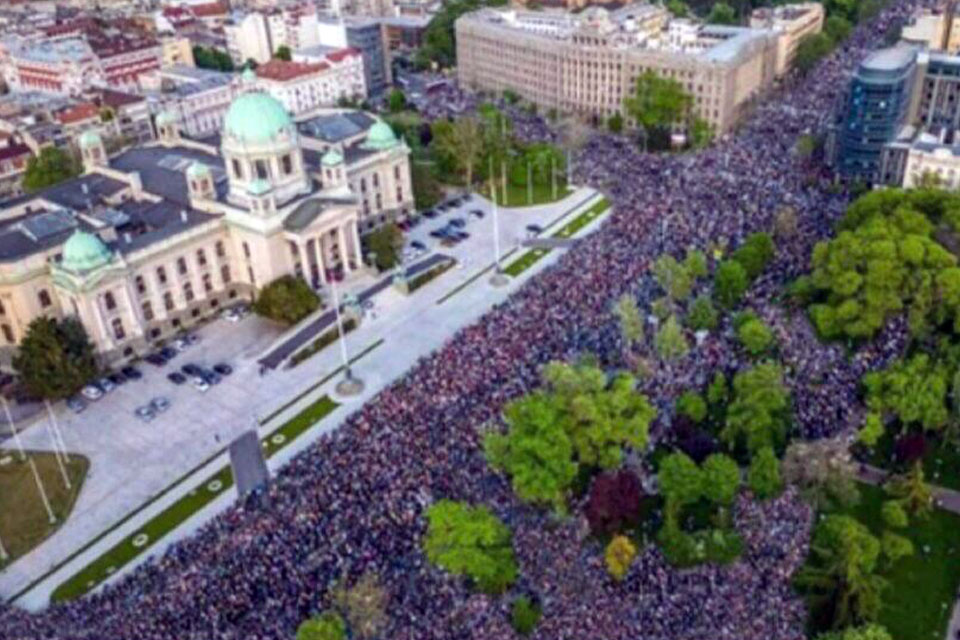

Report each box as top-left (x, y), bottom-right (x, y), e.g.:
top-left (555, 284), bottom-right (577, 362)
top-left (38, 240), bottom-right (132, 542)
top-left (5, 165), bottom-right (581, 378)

top-left (255, 52), bottom-right (367, 116)
top-left (749, 2), bottom-right (825, 76)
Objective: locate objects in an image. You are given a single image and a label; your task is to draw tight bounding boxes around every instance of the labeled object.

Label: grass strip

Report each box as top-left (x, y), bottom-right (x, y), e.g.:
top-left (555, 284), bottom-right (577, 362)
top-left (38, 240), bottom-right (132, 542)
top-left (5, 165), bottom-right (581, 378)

top-left (503, 249), bottom-right (551, 277)
top-left (288, 319), bottom-right (357, 368)
top-left (407, 259), bottom-right (455, 293)
top-left (51, 396), bottom-right (340, 603)
top-left (9, 340), bottom-right (385, 605)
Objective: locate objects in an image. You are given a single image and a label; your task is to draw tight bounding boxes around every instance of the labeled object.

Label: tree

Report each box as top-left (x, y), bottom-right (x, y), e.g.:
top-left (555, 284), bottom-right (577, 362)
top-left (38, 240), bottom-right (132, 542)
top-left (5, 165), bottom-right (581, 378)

top-left (510, 596), bottom-right (541, 635)
top-left (252, 275), bottom-right (320, 326)
top-left (737, 317), bottom-right (775, 356)
top-left (676, 390), bottom-right (707, 423)
top-left (748, 446), bottom-right (782, 499)
top-left (714, 260), bottom-right (748, 309)
top-left (542, 362), bottom-right (656, 468)
top-left (411, 162), bottom-right (443, 210)
top-left (886, 461), bottom-right (933, 518)
top-left (701, 453), bottom-right (740, 506)
top-left (706, 1), bottom-right (737, 25)
top-left (607, 112), bottom-right (624, 133)
top-left (192, 46), bottom-right (234, 71)
top-left (815, 624), bottom-right (894, 640)
top-left (604, 534), bottom-right (637, 581)
top-left (623, 71), bottom-right (692, 138)
top-left (732, 232), bottom-right (775, 280)
top-left (15, 315), bottom-right (96, 398)
top-left (654, 254), bottom-right (694, 302)
top-left (585, 470), bottom-right (642, 534)
top-left (274, 45), bottom-right (292, 61)
top-left (432, 116), bottom-right (485, 188)
top-left (655, 315), bottom-right (689, 361)
top-left (794, 33), bottom-right (835, 74)
top-left (722, 363), bottom-right (791, 454)
top-left (796, 514), bottom-right (887, 629)
top-left (782, 438), bottom-right (860, 510)
top-left (296, 612), bottom-right (346, 640)
top-left (666, 0), bottom-right (689, 16)
top-left (484, 393), bottom-right (577, 511)
top-left (881, 500), bottom-right (908, 529)
top-left (388, 88), bottom-right (407, 113)
top-left (613, 293), bottom-right (644, 351)
top-left (707, 371), bottom-right (728, 407)
top-left (423, 500), bottom-right (518, 594)
top-left (658, 451), bottom-right (703, 507)
top-left (331, 573), bottom-right (388, 640)
top-left (689, 117), bottom-right (714, 149)
top-left (364, 223), bottom-right (404, 271)
top-left (862, 354), bottom-right (949, 434)
top-left (686, 295), bottom-right (718, 331)
top-left (880, 530), bottom-right (914, 565)
top-left (824, 15), bottom-right (853, 43)
top-left (858, 413), bottom-right (884, 448)
top-left (23, 147), bottom-right (79, 193)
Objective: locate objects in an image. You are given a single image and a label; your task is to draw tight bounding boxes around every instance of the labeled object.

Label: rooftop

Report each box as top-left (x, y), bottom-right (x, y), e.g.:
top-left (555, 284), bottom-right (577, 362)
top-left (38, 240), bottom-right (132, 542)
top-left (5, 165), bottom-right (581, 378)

top-left (110, 145), bottom-right (228, 206)
top-left (256, 59), bottom-right (328, 82)
top-left (297, 111), bottom-right (376, 143)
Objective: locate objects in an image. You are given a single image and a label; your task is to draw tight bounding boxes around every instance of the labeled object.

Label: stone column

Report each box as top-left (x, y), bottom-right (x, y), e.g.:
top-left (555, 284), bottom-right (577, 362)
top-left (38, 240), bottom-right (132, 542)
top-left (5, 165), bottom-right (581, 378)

top-left (351, 220), bottom-right (363, 270)
top-left (313, 234), bottom-right (327, 287)
top-left (338, 225), bottom-right (353, 273)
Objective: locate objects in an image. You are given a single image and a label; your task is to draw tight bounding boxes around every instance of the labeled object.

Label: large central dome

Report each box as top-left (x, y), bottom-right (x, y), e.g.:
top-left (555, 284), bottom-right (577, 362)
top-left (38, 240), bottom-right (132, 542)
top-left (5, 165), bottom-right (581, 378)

top-left (223, 92), bottom-right (293, 144)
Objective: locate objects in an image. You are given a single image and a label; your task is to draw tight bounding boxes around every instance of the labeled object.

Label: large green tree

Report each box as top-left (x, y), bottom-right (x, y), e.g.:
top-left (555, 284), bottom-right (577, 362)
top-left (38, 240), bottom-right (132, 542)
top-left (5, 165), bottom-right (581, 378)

top-left (14, 316), bottom-right (97, 399)
top-left (782, 438), bottom-right (860, 510)
top-left (862, 353), bottom-right (949, 434)
top-left (748, 445), bottom-right (782, 500)
top-left (721, 363), bottom-right (791, 453)
top-left (23, 147), bottom-right (79, 193)
top-left (706, 1), bottom-right (737, 24)
top-left (423, 500), bottom-right (518, 593)
top-left (658, 451), bottom-right (703, 507)
top-left (431, 117), bottom-right (485, 188)
top-left (364, 222), bottom-right (404, 271)
top-left (701, 453), bottom-right (740, 506)
top-left (252, 275), bottom-right (320, 326)
top-left (655, 315), bottom-right (689, 362)
top-left (714, 260), bottom-right (749, 309)
top-left (613, 293), bottom-right (644, 352)
top-left (623, 71), bottom-right (692, 135)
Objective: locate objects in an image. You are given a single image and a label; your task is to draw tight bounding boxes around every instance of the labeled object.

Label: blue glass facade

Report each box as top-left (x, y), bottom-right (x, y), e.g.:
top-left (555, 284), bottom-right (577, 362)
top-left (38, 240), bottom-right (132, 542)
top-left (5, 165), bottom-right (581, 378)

top-left (836, 46), bottom-right (918, 182)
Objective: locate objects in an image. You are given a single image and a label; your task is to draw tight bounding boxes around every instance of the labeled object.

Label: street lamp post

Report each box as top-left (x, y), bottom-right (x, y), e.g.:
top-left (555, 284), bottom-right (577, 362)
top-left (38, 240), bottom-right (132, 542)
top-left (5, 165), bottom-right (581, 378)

top-left (489, 156), bottom-right (508, 287)
top-left (330, 278), bottom-right (363, 396)
top-left (2, 397), bottom-right (56, 524)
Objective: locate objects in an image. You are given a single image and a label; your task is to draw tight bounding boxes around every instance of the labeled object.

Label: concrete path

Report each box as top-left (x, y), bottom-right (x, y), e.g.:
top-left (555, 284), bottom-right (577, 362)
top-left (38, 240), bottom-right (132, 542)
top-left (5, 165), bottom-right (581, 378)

top-left (858, 463), bottom-right (960, 640)
top-left (0, 188), bottom-right (606, 610)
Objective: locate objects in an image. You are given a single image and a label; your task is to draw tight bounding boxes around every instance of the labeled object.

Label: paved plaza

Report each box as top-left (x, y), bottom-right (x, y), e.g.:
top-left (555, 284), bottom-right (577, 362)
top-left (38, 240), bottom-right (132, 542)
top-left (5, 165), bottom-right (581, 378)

top-left (0, 187), bottom-right (605, 608)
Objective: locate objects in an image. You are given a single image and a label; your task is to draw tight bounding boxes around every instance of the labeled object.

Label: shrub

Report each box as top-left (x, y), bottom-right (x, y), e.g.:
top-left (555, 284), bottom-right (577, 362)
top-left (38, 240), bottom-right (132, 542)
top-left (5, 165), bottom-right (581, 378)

top-left (510, 596), bottom-right (541, 635)
top-left (604, 534), bottom-right (637, 581)
top-left (676, 391), bottom-right (707, 423)
top-left (714, 260), bottom-right (748, 308)
top-left (686, 295), bottom-right (718, 331)
top-left (737, 318), bottom-right (775, 356)
top-left (732, 232), bottom-right (775, 280)
top-left (253, 275), bottom-right (320, 326)
top-left (748, 446), bottom-right (783, 500)
top-left (296, 612), bottom-right (346, 640)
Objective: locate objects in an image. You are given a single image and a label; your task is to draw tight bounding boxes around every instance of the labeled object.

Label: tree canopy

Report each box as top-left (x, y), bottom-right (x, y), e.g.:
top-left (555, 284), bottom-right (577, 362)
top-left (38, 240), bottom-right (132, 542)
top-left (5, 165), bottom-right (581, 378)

top-left (192, 46), bottom-right (234, 71)
top-left (13, 316), bottom-right (97, 399)
top-left (706, 2), bottom-right (737, 24)
top-left (252, 275), bottom-right (320, 326)
top-left (423, 500), bottom-right (518, 593)
top-left (364, 222), bottom-right (404, 271)
top-left (296, 612), bottom-right (346, 640)
top-left (721, 363), bottom-right (791, 453)
top-left (23, 147), bottom-right (79, 193)
top-left (414, 0), bottom-right (507, 69)
top-left (623, 71), bottom-right (692, 133)
top-left (862, 354), bottom-right (949, 434)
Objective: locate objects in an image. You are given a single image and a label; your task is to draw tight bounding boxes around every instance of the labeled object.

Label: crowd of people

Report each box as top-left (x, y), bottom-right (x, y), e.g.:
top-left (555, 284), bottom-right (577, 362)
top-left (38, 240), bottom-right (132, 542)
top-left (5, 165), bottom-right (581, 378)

top-left (0, 2), bottom-right (929, 639)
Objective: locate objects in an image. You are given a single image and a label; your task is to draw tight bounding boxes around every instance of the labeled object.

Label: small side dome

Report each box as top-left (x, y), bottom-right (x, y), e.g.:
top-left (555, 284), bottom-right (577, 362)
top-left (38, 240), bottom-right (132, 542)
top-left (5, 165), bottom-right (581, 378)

top-left (61, 230), bottom-right (112, 273)
top-left (223, 92), bottom-right (293, 144)
top-left (186, 161), bottom-right (211, 179)
top-left (156, 111), bottom-right (177, 127)
top-left (78, 130), bottom-right (102, 149)
top-left (242, 66), bottom-right (257, 83)
top-left (321, 148), bottom-right (344, 167)
top-left (361, 120), bottom-right (398, 151)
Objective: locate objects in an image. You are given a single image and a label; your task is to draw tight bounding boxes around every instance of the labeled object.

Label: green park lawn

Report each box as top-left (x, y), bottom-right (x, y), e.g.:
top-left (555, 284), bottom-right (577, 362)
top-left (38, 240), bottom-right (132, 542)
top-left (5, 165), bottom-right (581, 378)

top-left (0, 451), bottom-right (88, 570)
top-left (51, 396), bottom-right (339, 602)
top-left (832, 483), bottom-right (960, 640)
top-left (486, 182), bottom-right (573, 208)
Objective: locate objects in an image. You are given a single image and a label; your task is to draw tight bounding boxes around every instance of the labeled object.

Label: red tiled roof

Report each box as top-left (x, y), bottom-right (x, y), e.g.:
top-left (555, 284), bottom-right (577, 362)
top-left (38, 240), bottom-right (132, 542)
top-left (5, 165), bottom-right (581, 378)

top-left (96, 88), bottom-right (145, 108)
top-left (256, 59), bottom-right (327, 82)
top-left (326, 47), bottom-right (361, 63)
top-left (0, 143), bottom-right (32, 163)
top-left (57, 102), bottom-right (100, 125)
top-left (191, 1), bottom-right (229, 17)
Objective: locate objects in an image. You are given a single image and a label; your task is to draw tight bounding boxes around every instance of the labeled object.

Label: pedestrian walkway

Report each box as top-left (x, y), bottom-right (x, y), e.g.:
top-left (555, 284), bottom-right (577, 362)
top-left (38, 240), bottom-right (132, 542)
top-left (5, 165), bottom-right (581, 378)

top-left (858, 463), bottom-right (960, 640)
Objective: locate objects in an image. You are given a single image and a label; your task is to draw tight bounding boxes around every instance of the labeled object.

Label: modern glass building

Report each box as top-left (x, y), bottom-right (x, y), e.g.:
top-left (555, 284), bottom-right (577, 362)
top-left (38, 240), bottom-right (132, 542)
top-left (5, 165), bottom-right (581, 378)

top-left (836, 45), bottom-right (920, 182)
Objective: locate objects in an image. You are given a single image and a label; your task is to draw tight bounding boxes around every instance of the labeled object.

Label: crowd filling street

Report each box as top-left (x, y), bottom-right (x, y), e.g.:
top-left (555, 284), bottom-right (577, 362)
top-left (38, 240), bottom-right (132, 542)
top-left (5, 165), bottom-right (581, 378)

top-left (0, 0), bottom-right (932, 638)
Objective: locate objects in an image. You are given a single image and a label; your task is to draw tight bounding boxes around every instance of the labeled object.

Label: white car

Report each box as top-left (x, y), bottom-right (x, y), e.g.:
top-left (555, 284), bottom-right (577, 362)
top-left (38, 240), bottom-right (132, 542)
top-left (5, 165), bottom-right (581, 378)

top-left (150, 396), bottom-right (171, 413)
top-left (81, 385), bottom-right (103, 401)
top-left (96, 378), bottom-right (115, 393)
top-left (135, 406), bottom-right (156, 423)
top-left (191, 377), bottom-right (210, 393)
top-left (220, 308), bottom-right (241, 323)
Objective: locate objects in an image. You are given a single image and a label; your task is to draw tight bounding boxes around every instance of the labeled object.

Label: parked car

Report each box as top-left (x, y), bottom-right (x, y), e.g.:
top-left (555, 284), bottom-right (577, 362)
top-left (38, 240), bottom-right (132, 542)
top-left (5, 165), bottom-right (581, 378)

top-left (191, 377), bottom-right (210, 392)
top-left (172, 337), bottom-right (190, 351)
top-left (526, 223), bottom-right (544, 236)
top-left (150, 397), bottom-right (171, 413)
top-left (470, 209), bottom-right (485, 219)
top-left (449, 218), bottom-right (466, 228)
top-left (181, 363), bottom-right (203, 377)
top-left (462, 193), bottom-right (473, 202)
top-left (107, 373), bottom-right (125, 387)
top-left (67, 397), bottom-right (86, 413)
top-left (121, 366), bottom-right (142, 380)
top-left (429, 229), bottom-right (447, 239)
top-left (423, 209), bottom-right (438, 219)
top-left (135, 406), bottom-right (156, 422)
top-left (453, 231), bottom-right (470, 241)
top-left (200, 369), bottom-right (221, 385)
top-left (96, 378), bottom-right (115, 393)
top-left (167, 372), bottom-right (187, 385)
top-left (159, 346), bottom-right (178, 361)
top-left (411, 240), bottom-right (427, 251)
top-left (213, 363), bottom-right (233, 376)
top-left (145, 353), bottom-right (167, 367)
top-left (81, 385), bottom-right (103, 401)
top-left (221, 308), bottom-right (242, 323)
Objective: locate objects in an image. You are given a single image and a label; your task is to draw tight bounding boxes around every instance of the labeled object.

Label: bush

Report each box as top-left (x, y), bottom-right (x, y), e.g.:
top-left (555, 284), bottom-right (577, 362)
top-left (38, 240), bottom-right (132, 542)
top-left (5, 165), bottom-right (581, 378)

top-left (296, 612), bottom-right (346, 640)
top-left (748, 446), bottom-right (783, 500)
top-left (737, 318), bottom-right (775, 356)
top-left (732, 232), bottom-right (774, 280)
top-left (714, 260), bottom-right (748, 309)
top-left (686, 295), bottom-right (718, 331)
top-left (407, 259), bottom-right (455, 292)
top-left (676, 391), bottom-right (707, 423)
top-left (604, 534), bottom-right (637, 581)
top-left (253, 276), bottom-right (321, 326)
top-left (585, 470), bottom-right (642, 535)
top-left (510, 596), bottom-right (541, 635)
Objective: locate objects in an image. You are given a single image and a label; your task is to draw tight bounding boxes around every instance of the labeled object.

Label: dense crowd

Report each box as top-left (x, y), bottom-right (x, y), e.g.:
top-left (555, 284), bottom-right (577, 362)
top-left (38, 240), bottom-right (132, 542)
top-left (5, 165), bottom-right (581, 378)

top-left (0, 2), bottom-right (927, 639)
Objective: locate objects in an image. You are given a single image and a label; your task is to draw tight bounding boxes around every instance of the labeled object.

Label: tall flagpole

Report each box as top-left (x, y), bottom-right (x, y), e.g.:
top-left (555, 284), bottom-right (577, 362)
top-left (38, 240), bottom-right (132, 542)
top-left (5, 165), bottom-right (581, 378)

top-left (44, 400), bottom-right (70, 464)
top-left (2, 397), bottom-right (56, 524)
top-left (489, 156), bottom-right (507, 287)
top-left (527, 161), bottom-right (532, 205)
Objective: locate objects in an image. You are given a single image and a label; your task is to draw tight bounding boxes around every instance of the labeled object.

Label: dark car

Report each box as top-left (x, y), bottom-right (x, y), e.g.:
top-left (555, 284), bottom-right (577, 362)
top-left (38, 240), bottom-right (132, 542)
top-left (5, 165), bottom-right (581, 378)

top-left (449, 218), bottom-right (466, 228)
top-left (462, 193), bottom-right (473, 202)
top-left (422, 209), bottom-right (438, 219)
top-left (121, 366), bottom-right (143, 380)
top-left (167, 372), bottom-right (187, 385)
top-left (455, 231), bottom-right (470, 240)
top-left (526, 224), bottom-right (544, 235)
top-left (145, 353), bottom-right (167, 367)
top-left (181, 363), bottom-right (203, 377)
top-left (429, 229), bottom-right (448, 239)
top-left (200, 368), bottom-right (221, 385)
top-left (107, 373), bottom-right (126, 386)
top-left (160, 346), bottom-right (178, 361)
top-left (213, 363), bottom-right (233, 376)
top-left (411, 240), bottom-right (426, 251)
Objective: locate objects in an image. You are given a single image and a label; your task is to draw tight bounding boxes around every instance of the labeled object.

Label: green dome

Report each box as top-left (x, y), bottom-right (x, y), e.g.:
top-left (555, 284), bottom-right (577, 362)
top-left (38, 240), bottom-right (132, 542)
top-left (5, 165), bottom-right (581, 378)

top-left (362, 120), bottom-right (398, 150)
top-left (242, 67), bottom-right (256, 82)
top-left (321, 148), bottom-right (343, 166)
top-left (224, 92), bottom-right (293, 144)
top-left (156, 111), bottom-right (176, 127)
top-left (78, 130), bottom-right (102, 148)
top-left (186, 161), bottom-right (210, 179)
top-left (248, 178), bottom-right (272, 196)
top-left (61, 230), bottom-right (112, 273)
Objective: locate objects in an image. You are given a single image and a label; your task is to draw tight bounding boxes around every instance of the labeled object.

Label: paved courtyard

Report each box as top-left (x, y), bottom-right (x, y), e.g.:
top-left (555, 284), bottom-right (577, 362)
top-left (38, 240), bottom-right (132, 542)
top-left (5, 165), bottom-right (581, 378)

top-left (0, 187), bottom-right (605, 608)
